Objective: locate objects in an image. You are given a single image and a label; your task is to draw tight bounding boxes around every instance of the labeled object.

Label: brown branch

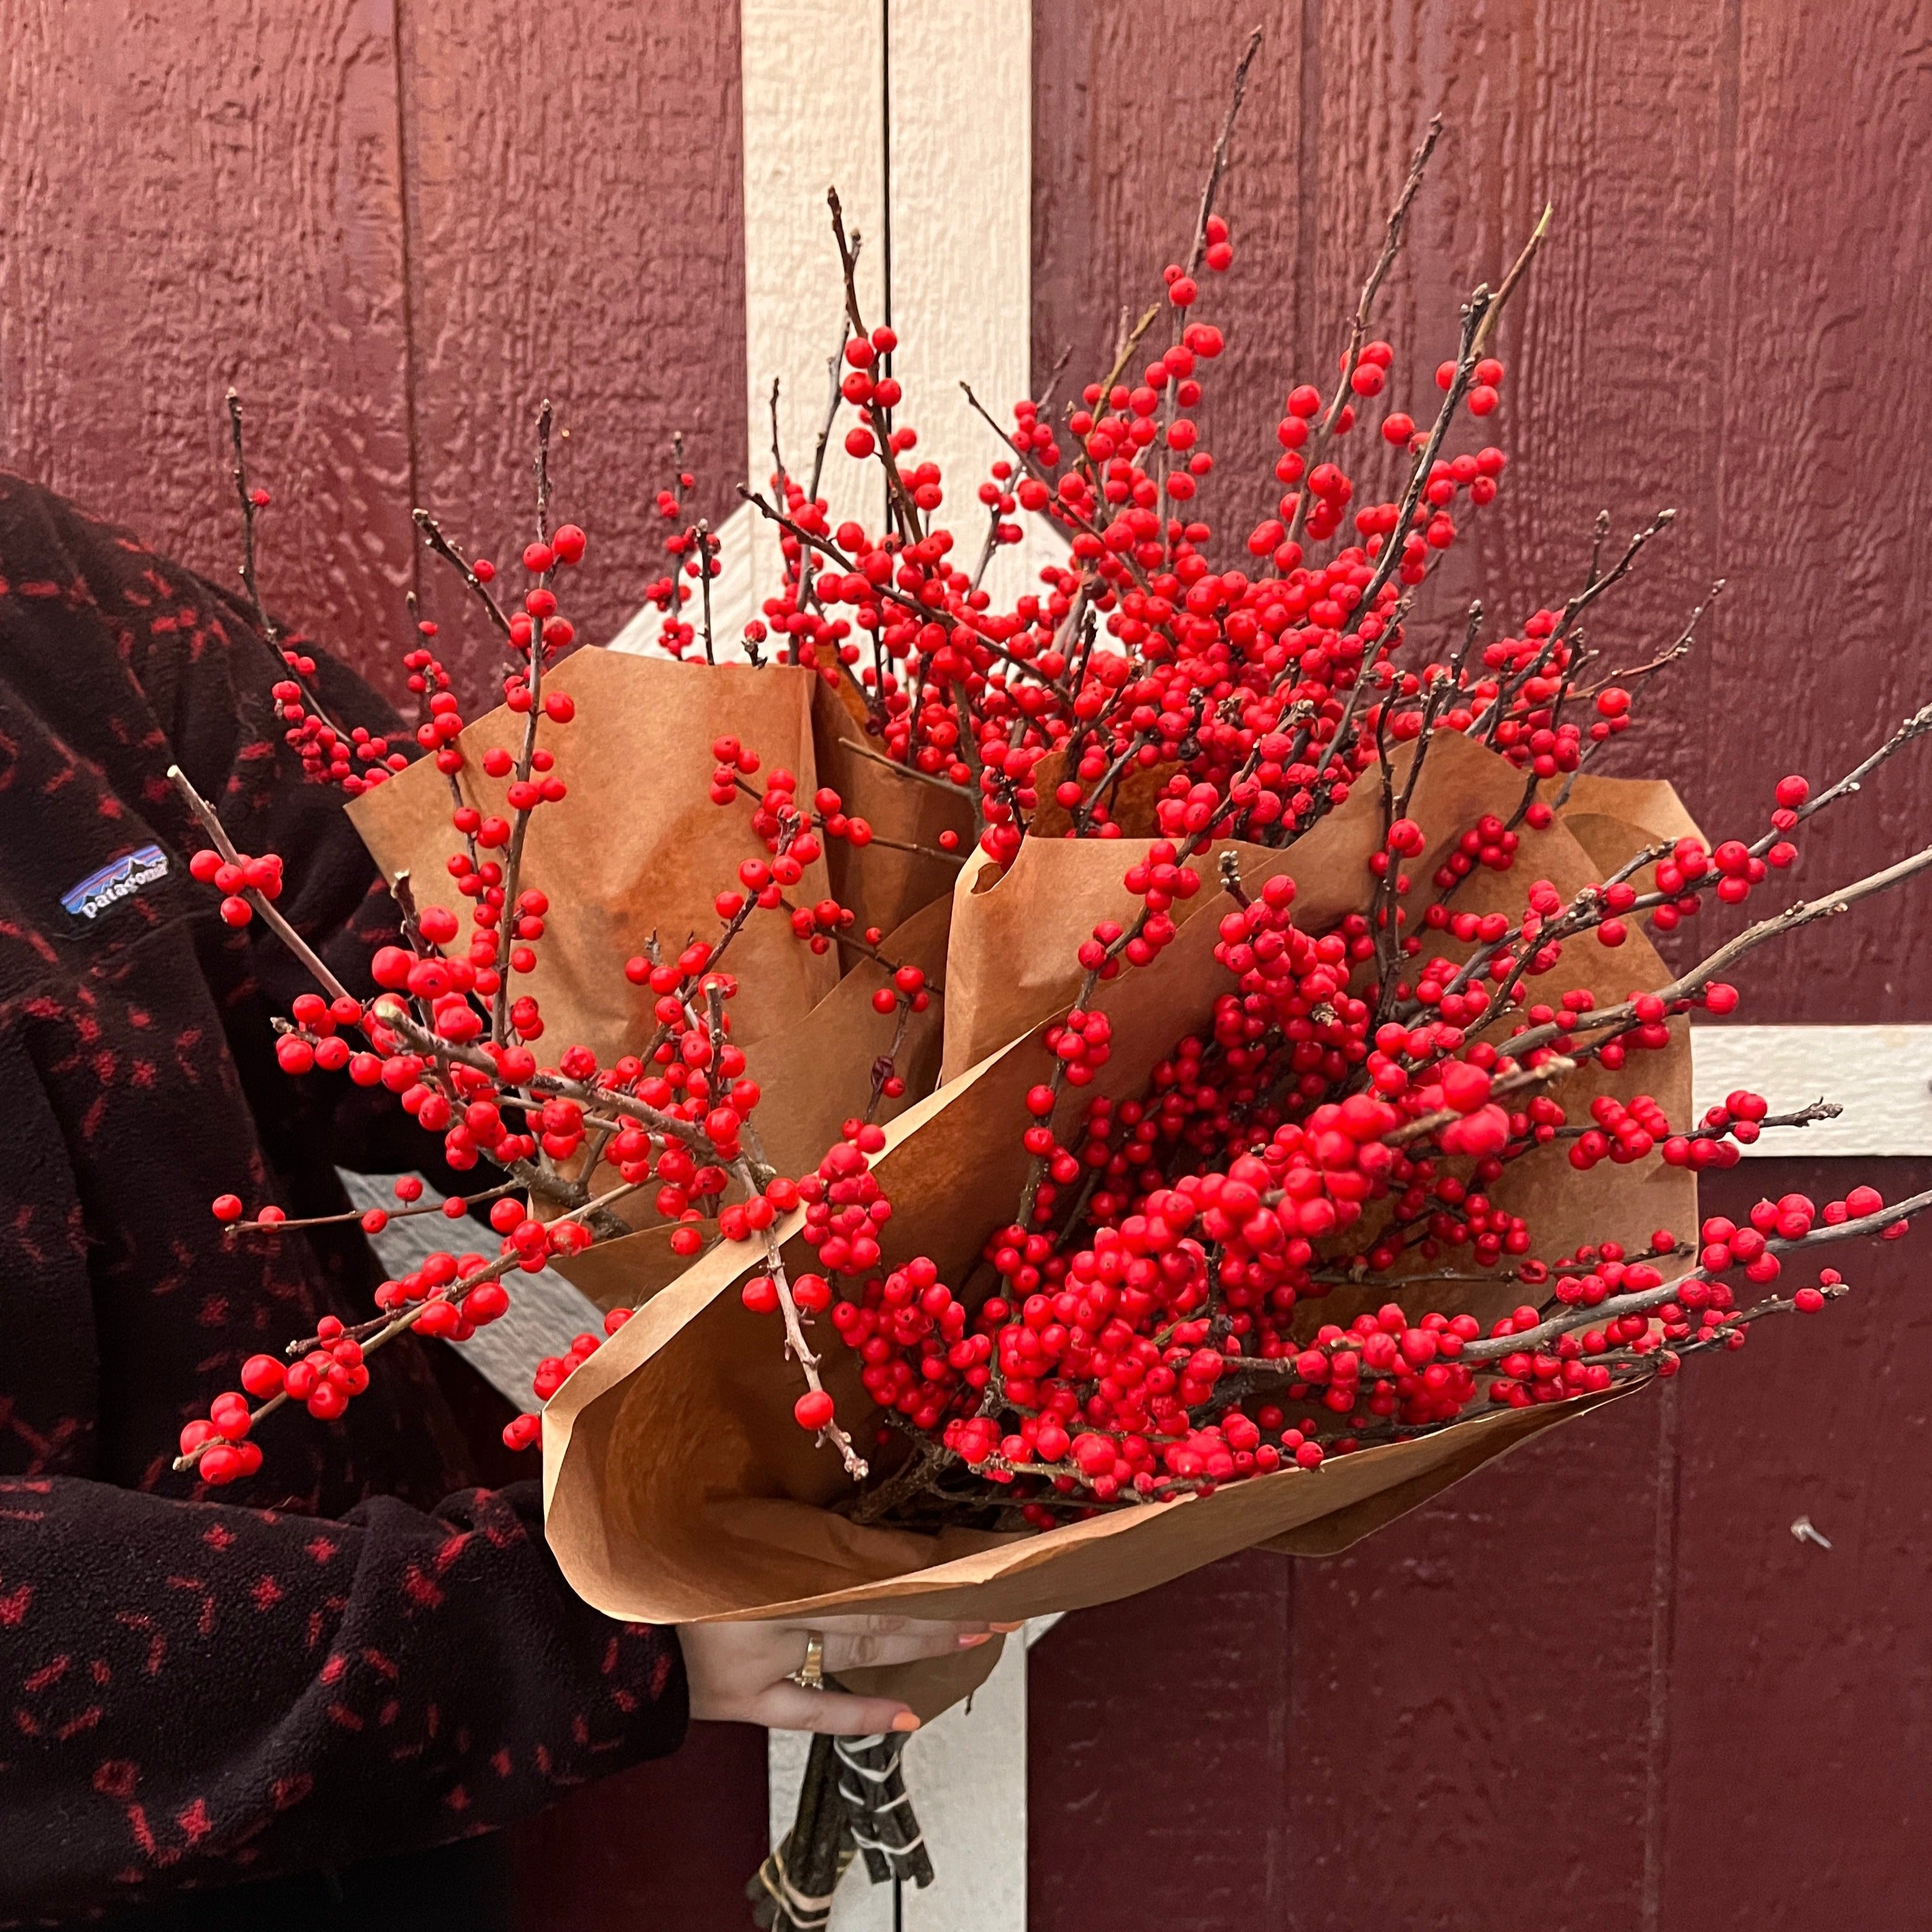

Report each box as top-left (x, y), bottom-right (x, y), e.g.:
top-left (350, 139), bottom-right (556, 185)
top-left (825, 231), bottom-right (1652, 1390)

top-left (1507, 842), bottom-right (1932, 1065)
top-left (1752, 697), bottom-right (1932, 860)
top-left (1470, 203), bottom-right (1552, 358)
top-left (1463, 1185), bottom-right (1932, 1365)
top-left (168, 765), bottom-right (356, 1006)
top-left (1284, 114), bottom-right (1444, 550)
top-left (826, 188), bottom-right (924, 539)
top-left (1184, 27), bottom-right (1265, 276)
top-left (413, 510), bottom-right (516, 640)
top-left (733, 1157), bottom-right (867, 1480)
top-left (174, 1174), bottom-right (647, 1474)
top-left (1381, 1056), bottom-right (1577, 1148)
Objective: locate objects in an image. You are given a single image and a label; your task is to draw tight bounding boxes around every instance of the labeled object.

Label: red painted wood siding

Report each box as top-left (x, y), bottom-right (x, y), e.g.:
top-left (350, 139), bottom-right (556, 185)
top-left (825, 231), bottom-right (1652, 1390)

top-left (0, 0), bottom-right (747, 708)
top-left (0, 4), bottom-right (756, 1922)
top-left (1031, 6), bottom-right (1932, 1929)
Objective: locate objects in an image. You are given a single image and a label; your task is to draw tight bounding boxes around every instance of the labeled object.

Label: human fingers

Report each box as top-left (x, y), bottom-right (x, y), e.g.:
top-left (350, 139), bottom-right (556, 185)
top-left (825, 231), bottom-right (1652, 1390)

top-left (752, 1681), bottom-right (924, 1735)
top-left (822, 1626), bottom-right (997, 1672)
top-left (811, 1613), bottom-right (992, 1641)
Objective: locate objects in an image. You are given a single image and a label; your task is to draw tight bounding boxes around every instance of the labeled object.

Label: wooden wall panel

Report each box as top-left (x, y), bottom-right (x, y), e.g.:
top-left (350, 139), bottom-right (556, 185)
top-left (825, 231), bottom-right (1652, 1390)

top-left (1306, 0), bottom-right (1730, 836)
top-left (395, 0), bottom-right (747, 702)
top-left (1283, 10), bottom-right (1725, 1927)
top-left (3, 6), bottom-right (758, 1923)
top-left (1028, 1553), bottom-right (1293, 1929)
top-left (0, 0), bottom-right (419, 694)
top-left (1285, 1394), bottom-right (1668, 1931)
top-left (1697, 1), bottom-right (1932, 1020)
top-left (1661, 1156), bottom-right (1932, 1930)
top-left (1030, 4), bottom-right (1932, 1929)
top-left (1031, 3), bottom-right (1307, 507)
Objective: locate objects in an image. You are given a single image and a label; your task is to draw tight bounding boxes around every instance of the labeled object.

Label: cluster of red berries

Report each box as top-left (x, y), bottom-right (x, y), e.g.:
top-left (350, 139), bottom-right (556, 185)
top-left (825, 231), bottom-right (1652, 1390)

top-left (177, 143), bottom-right (1932, 1517)
top-left (694, 187), bottom-right (1555, 886)
top-left (186, 845), bottom-right (282, 928)
top-left (509, 1306), bottom-right (636, 1450)
top-left (269, 651), bottom-right (412, 793)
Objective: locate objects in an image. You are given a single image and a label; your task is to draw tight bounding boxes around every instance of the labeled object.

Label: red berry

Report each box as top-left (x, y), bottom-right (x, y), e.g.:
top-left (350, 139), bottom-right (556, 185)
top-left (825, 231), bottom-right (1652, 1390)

top-left (240, 1354), bottom-right (285, 1398)
top-left (465, 1281), bottom-right (511, 1324)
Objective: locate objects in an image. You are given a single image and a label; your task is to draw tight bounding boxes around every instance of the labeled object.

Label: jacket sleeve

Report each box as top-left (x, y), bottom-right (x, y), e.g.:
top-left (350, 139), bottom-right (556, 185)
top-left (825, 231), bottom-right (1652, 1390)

top-left (0, 1472), bottom-right (685, 1922)
top-left (0, 1018), bottom-right (685, 1924)
top-left (0, 477), bottom-right (689, 1923)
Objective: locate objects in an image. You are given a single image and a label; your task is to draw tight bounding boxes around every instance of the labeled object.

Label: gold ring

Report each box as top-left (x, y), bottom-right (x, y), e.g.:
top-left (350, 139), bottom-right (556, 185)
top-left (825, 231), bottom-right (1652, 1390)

top-left (788, 1629), bottom-right (826, 1691)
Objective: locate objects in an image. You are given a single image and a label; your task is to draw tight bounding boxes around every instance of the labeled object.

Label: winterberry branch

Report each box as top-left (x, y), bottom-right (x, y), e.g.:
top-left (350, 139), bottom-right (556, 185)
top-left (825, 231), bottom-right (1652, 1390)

top-left (413, 510), bottom-right (515, 640)
top-left (167, 765), bottom-right (355, 1006)
top-left (1462, 1186), bottom-right (1932, 1365)
top-left (1284, 114), bottom-right (1443, 551)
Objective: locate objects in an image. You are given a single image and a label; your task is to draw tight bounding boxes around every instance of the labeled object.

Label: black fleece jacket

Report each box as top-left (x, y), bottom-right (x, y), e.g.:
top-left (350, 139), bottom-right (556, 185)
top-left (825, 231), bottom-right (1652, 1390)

top-left (0, 475), bottom-right (685, 1924)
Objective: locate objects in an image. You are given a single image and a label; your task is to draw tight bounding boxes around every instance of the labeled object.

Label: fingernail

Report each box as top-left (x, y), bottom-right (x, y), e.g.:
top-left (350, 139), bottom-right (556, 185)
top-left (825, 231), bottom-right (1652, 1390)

top-left (891, 1711), bottom-right (921, 1733)
top-left (958, 1631), bottom-right (993, 1648)
top-left (989, 1620), bottom-right (1024, 1633)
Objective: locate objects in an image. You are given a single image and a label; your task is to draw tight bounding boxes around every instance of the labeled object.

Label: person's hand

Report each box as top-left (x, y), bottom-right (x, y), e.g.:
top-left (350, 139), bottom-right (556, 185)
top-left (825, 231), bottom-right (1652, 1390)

top-left (678, 1614), bottom-right (1019, 1735)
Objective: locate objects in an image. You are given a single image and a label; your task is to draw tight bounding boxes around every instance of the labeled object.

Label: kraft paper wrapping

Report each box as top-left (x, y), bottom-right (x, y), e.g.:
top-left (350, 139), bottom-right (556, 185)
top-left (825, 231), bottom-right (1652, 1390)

top-left (346, 642), bottom-right (965, 1220)
top-left (347, 650), bottom-right (845, 1069)
top-left (551, 890), bottom-right (957, 1296)
top-left (545, 730), bottom-right (1698, 1712)
top-left (1554, 772), bottom-right (1705, 897)
top-left (810, 678), bottom-right (977, 943)
top-left (937, 731), bottom-right (1658, 1086)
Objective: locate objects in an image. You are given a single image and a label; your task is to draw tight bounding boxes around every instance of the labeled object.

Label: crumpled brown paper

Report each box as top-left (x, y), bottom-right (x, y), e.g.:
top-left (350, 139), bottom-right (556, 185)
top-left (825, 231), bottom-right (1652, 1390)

top-left (347, 650), bottom-right (839, 1067)
top-left (551, 889), bottom-right (956, 1289)
top-left (543, 729), bottom-right (1697, 1715)
top-left (810, 678), bottom-right (976, 946)
top-left (1549, 771), bottom-right (1704, 902)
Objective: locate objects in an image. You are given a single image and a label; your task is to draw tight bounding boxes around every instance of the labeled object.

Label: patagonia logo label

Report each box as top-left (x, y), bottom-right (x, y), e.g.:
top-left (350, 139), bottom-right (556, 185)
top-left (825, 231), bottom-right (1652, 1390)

top-left (62, 844), bottom-right (169, 923)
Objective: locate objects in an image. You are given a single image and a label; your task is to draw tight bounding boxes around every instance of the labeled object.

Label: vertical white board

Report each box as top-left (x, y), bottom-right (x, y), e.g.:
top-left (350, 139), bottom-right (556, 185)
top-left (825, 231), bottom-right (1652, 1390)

top-left (766, 1629), bottom-right (1032, 1931)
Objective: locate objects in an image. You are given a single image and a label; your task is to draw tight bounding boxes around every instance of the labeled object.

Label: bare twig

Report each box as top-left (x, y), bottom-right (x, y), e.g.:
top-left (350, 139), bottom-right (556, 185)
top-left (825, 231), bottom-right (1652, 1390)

top-left (1185, 28), bottom-right (1265, 277)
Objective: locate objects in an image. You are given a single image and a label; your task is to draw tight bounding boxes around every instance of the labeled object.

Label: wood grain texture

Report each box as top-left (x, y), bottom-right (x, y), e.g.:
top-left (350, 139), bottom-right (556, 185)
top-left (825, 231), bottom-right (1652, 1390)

top-left (1660, 1157), bottom-right (1932, 1929)
top-left (1027, 1552), bottom-right (1292, 1929)
top-left (1030, 5), bottom-right (1932, 1928)
top-left (395, 0), bottom-right (747, 702)
top-left (0, 0), bottom-right (418, 693)
top-left (1694, 1), bottom-right (1932, 1019)
top-left (1287, 1395), bottom-right (1668, 1931)
top-left (1305, 0), bottom-right (1730, 824)
top-left (1032, 3), bottom-right (1308, 509)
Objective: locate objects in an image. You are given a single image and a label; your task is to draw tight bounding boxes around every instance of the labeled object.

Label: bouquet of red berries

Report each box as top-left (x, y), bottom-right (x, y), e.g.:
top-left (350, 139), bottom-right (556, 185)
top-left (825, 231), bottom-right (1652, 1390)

top-left (177, 72), bottom-right (1929, 1876)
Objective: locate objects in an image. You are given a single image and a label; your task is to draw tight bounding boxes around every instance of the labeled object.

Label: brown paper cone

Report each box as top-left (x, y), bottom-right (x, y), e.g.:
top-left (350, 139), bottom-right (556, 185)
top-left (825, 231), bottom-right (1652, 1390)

top-left (1023, 745), bottom-right (1178, 841)
top-left (940, 729), bottom-right (1567, 1084)
top-left (1550, 771), bottom-right (1705, 898)
top-left (551, 891), bottom-right (956, 1297)
top-left (347, 650), bottom-right (840, 1067)
top-left (543, 731), bottom-right (1696, 1711)
top-left (810, 679), bottom-right (978, 943)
